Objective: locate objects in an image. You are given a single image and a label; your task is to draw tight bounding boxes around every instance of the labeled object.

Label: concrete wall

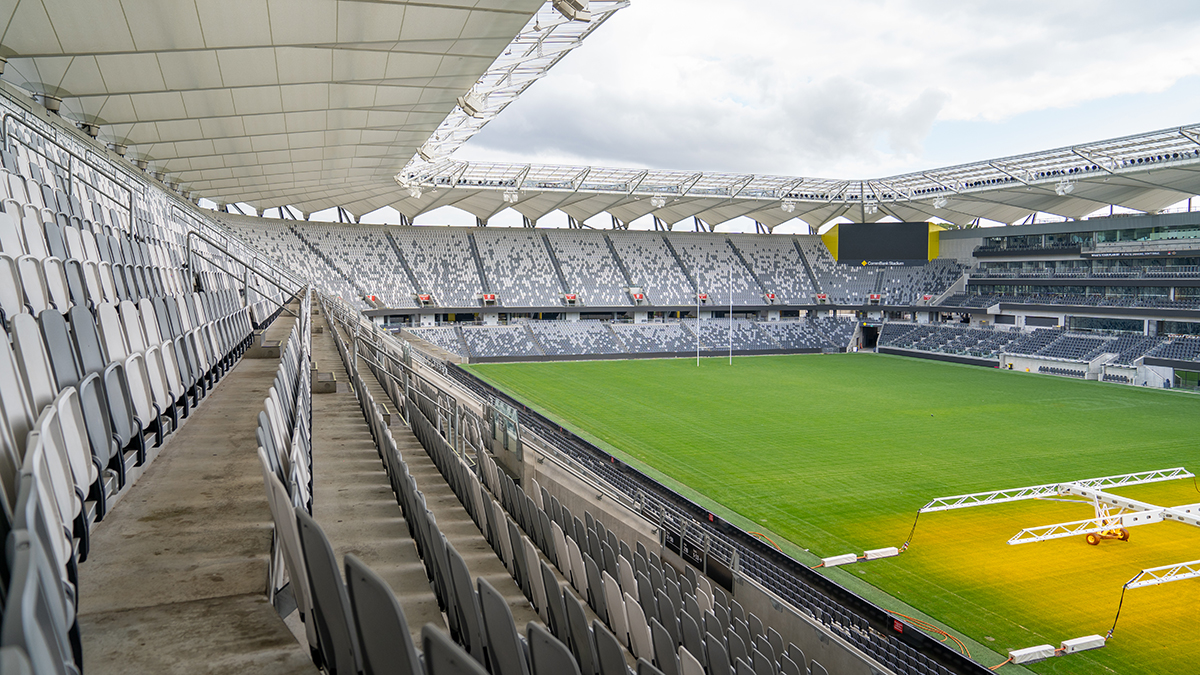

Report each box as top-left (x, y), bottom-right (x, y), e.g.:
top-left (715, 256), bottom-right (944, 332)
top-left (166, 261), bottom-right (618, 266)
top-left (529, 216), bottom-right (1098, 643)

top-left (936, 235), bottom-right (980, 264)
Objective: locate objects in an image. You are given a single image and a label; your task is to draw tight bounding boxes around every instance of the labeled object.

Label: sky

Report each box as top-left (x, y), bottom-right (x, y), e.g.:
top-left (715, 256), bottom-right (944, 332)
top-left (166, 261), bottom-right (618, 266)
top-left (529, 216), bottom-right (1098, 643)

top-left (232, 0), bottom-right (1200, 229)
top-left (457, 0), bottom-right (1200, 178)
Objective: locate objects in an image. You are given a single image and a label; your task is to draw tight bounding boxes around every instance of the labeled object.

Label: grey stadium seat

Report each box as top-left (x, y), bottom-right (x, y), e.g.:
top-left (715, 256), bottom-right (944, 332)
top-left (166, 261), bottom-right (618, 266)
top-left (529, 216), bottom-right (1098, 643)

top-left (344, 553), bottom-right (423, 675)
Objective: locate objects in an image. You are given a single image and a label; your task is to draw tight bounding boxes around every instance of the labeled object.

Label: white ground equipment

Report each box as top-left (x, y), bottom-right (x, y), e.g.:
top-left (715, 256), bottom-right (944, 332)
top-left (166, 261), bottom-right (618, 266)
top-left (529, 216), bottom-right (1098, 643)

top-left (920, 467), bottom-right (1198, 553)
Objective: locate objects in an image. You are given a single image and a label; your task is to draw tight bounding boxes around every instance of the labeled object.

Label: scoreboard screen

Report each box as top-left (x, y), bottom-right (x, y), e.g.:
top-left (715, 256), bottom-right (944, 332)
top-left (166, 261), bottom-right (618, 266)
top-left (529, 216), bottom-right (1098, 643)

top-left (836, 222), bottom-right (929, 266)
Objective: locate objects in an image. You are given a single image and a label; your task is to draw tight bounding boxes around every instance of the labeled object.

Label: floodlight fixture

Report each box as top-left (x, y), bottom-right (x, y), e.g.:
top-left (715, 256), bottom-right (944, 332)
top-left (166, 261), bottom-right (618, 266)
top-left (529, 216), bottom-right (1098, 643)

top-left (781, 198), bottom-right (796, 213)
top-left (932, 196), bottom-right (949, 209)
top-left (1055, 179), bottom-right (1076, 196)
top-left (553, 0), bottom-right (592, 21)
top-left (503, 188), bottom-right (520, 203)
top-left (417, 143), bottom-right (438, 162)
top-left (650, 195), bottom-right (667, 208)
top-left (864, 202), bottom-right (878, 215)
top-left (408, 186), bottom-right (423, 199)
top-left (457, 90), bottom-right (487, 119)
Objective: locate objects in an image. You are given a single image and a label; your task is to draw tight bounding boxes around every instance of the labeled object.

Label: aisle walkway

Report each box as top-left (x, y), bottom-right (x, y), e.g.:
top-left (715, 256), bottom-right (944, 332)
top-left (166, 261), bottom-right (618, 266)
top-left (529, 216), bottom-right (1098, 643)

top-left (309, 313), bottom-right (445, 645)
top-left (78, 313), bottom-right (316, 675)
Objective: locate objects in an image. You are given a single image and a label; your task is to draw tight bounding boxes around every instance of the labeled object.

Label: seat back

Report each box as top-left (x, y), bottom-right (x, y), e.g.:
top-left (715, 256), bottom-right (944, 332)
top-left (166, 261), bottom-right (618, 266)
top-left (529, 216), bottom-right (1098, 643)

top-left (563, 586), bottom-right (597, 675)
top-left (446, 543), bottom-right (487, 666)
top-left (95, 303), bottom-right (128, 362)
top-left (540, 560), bottom-right (569, 644)
top-left (477, 576), bottom-right (529, 675)
top-left (592, 620), bottom-right (628, 675)
top-left (11, 313), bottom-right (59, 413)
top-left (294, 507), bottom-right (361, 675)
top-left (650, 619), bottom-right (678, 675)
top-left (423, 624), bottom-right (490, 675)
top-left (41, 259), bottom-right (69, 312)
top-left (528, 622), bottom-right (581, 675)
top-left (0, 253), bottom-right (26, 322)
top-left (37, 310), bottom-right (81, 391)
top-left (0, 529), bottom-right (75, 675)
top-left (343, 553), bottom-right (422, 675)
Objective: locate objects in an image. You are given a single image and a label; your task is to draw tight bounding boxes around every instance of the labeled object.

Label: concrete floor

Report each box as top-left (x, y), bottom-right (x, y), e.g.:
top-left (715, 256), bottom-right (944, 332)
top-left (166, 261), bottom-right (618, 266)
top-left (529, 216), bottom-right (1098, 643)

top-left (76, 302), bottom-right (628, 675)
top-left (78, 311), bottom-right (317, 675)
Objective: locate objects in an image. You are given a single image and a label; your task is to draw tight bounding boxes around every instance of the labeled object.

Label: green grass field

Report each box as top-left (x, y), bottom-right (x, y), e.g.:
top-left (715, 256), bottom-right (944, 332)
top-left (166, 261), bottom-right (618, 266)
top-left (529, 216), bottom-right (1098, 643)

top-left (467, 353), bottom-right (1200, 675)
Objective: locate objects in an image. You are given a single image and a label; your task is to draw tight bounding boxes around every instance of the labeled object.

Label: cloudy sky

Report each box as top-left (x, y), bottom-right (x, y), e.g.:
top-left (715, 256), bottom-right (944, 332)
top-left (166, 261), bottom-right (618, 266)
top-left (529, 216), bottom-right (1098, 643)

top-left (457, 0), bottom-right (1200, 180)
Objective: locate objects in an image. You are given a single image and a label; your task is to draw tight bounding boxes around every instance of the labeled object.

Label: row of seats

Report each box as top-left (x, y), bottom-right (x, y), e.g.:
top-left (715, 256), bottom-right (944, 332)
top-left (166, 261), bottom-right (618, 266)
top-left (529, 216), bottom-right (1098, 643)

top-left (0, 289), bottom-right (264, 672)
top-left (254, 294), bottom-right (332, 667)
top-left (941, 291), bottom-right (1200, 310)
top-left (0, 209), bottom-right (191, 327)
top-left (409, 320), bottom-right (852, 360)
top-left (1038, 365), bottom-right (1085, 378)
top-left (309, 296), bottom-right (591, 674)
top-left (335, 296), bottom-right (852, 675)
top-left (219, 211), bottom-right (970, 310)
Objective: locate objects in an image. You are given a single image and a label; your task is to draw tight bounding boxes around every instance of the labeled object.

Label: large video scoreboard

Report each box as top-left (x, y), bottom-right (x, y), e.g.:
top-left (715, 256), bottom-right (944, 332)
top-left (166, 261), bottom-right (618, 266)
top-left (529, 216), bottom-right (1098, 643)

top-left (825, 222), bottom-right (940, 266)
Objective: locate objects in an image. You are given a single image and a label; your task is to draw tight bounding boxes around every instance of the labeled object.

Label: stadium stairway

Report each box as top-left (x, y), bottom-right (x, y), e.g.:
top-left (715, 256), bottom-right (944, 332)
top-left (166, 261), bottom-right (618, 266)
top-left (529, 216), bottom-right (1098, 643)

top-left (308, 310), bottom-right (446, 648)
top-left (316, 315), bottom-right (543, 633)
top-left (320, 311), bottom-right (641, 671)
top-left (76, 304), bottom-right (317, 674)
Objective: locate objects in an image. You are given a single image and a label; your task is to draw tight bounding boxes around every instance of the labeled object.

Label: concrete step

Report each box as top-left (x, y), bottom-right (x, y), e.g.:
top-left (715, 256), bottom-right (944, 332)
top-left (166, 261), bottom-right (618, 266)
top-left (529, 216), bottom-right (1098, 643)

top-left (340, 324), bottom-right (636, 667)
top-left (310, 315), bottom-right (445, 647)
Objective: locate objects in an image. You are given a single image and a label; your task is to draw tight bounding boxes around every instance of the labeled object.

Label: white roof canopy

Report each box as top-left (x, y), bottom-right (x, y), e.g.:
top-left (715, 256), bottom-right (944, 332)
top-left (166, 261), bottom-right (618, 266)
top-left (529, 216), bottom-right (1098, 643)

top-left (0, 0), bottom-right (630, 215)
top-left (396, 125), bottom-right (1200, 228)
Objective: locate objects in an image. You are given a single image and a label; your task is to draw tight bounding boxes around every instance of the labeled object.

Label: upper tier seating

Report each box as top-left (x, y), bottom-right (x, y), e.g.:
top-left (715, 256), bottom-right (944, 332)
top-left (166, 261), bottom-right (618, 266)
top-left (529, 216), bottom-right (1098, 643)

top-left (608, 233), bottom-right (695, 306)
top-left (877, 259), bottom-right (965, 304)
top-left (391, 228), bottom-right (485, 308)
top-left (474, 230), bottom-right (563, 307)
top-left (796, 236), bottom-right (877, 304)
top-left (220, 217), bottom-right (363, 308)
top-left (543, 231), bottom-right (631, 307)
top-left (730, 236), bottom-right (819, 304)
top-left (666, 234), bottom-right (764, 305)
top-left (295, 223), bottom-right (417, 308)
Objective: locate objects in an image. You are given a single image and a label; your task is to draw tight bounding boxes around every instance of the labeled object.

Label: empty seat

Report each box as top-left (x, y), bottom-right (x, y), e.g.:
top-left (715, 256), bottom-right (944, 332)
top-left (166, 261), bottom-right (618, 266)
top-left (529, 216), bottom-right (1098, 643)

top-left (528, 622), bottom-right (582, 675)
top-left (295, 508), bottom-right (362, 675)
top-left (344, 553), bottom-right (423, 675)
top-left (478, 577), bottom-right (530, 675)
